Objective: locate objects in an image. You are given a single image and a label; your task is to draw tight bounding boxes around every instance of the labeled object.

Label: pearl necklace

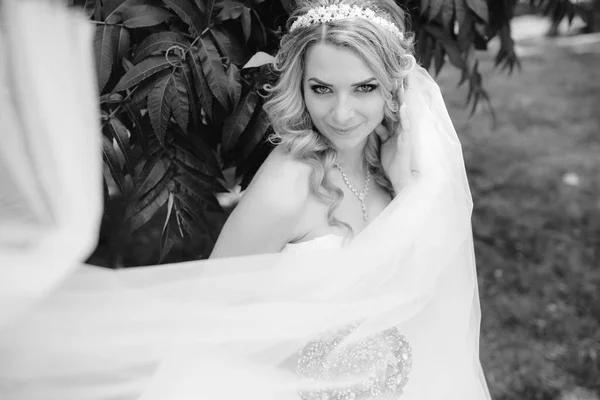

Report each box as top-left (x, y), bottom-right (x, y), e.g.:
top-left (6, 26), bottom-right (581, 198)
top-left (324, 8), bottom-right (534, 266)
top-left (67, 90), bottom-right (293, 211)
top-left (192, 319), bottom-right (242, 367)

top-left (334, 164), bottom-right (371, 221)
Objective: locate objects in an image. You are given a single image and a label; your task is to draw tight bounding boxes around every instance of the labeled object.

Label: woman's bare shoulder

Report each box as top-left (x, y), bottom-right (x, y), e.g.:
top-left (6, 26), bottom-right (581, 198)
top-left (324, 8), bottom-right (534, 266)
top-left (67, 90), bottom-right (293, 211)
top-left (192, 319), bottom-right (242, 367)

top-left (209, 146), bottom-right (312, 258)
top-left (246, 146), bottom-right (312, 210)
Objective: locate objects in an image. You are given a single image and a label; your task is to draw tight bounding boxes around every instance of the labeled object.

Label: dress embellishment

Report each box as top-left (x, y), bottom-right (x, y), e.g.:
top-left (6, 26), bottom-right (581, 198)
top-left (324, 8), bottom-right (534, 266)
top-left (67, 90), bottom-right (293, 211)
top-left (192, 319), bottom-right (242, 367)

top-left (297, 324), bottom-right (412, 399)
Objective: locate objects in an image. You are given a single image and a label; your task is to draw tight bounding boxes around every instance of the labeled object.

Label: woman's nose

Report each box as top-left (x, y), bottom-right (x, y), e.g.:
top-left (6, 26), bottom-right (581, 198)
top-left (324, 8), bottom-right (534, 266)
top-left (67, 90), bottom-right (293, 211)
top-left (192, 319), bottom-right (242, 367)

top-left (331, 96), bottom-right (355, 124)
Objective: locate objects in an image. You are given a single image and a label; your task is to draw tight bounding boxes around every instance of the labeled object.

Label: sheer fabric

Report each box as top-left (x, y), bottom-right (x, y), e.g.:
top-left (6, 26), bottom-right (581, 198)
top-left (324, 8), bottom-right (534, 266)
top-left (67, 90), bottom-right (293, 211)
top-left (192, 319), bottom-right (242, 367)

top-left (0, 1), bottom-right (491, 399)
top-left (0, 0), bottom-right (102, 328)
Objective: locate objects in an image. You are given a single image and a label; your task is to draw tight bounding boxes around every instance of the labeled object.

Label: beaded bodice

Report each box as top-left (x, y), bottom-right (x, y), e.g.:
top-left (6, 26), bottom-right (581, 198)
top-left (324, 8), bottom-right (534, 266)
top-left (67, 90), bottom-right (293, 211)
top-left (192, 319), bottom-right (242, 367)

top-left (297, 323), bottom-right (412, 400)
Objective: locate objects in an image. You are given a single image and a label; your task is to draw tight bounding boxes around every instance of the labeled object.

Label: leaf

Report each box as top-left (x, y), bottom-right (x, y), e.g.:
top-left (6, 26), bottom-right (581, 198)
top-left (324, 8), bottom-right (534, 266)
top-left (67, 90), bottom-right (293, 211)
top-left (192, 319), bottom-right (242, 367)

top-left (173, 144), bottom-right (224, 187)
top-left (172, 70), bottom-right (190, 132)
top-left (94, 24), bottom-right (116, 93)
top-left (236, 110), bottom-right (269, 165)
top-left (133, 32), bottom-right (189, 64)
top-left (428, 0), bottom-right (444, 20)
top-left (174, 192), bottom-right (211, 229)
top-left (226, 63), bottom-right (241, 110)
top-left (241, 7), bottom-right (252, 42)
top-left (465, 0), bottom-right (488, 22)
top-left (192, 0), bottom-right (207, 15)
top-left (148, 73), bottom-right (177, 145)
top-left (78, 0), bottom-right (98, 18)
top-left (494, 24), bottom-right (521, 74)
top-left (237, 140), bottom-right (270, 189)
top-left (421, 32), bottom-right (434, 70)
top-left (103, 178), bottom-right (109, 207)
top-left (114, 55), bottom-right (176, 92)
top-left (205, 0), bottom-right (216, 26)
top-left (249, 9), bottom-right (267, 46)
top-left (162, 192), bottom-right (175, 235)
top-left (209, 26), bottom-right (246, 65)
top-left (171, 135), bottom-right (224, 178)
top-left (457, 11), bottom-right (474, 51)
top-left (222, 90), bottom-right (259, 153)
top-left (180, 64), bottom-right (200, 130)
top-left (158, 231), bottom-right (175, 263)
top-left (440, 2), bottom-right (454, 29)
top-left (135, 158), bottom-right (172, 199)
top-left (144, 125), bottom-right (169, 159)
top-left (108, 116), bottom-right (135, 177)
top-left (100, 93), bottom-right (123, 104)
top-left (104, 0), bottom-right (146, 23)
top-left (93, 0), bottom-right (103, 20)
top-left (242, 51), bottom-right (275, 69)
top-left (163, 0), bottom-right (206, 36)
top-left (159, 192), bottom-right (176, 262)
top-left (130, 185), bottom-right (170, 231)
top-left (464, 44), bottom-right (477, 72)
top-left (122, 102), bottom-right (149, 153)
top-left (416, 27), bottom-right (431, 69)
top-left (188, 55), bottom-right (213, 121)
top-left (129, 69), bottom-right (170, 106)
top-left (465, 64), bottom-right (492, 117)
top-left (171, 145), bottom-right (209, 174)
top-left (454, 0), bottom-right (468, 28)
top-left (196, 38), bottom-right (228, 108)
top-left (102, 135), bottom-right (126, 195)
top-left (116, 26), bottom-right (131, 63)
top-left (175, 174), bottom-right (221, 209)
top-left (215, 0), bottom-right (244, 22)
top-left (128, 166), bottom-right (172, 218)
top-left (425, 25), bottom-right (465, 69)
top-left (122, 5), bottom-right (174, 28)
top-left (175, 160), bottom-right (226, 192)
top-left (122, 57), bottom-right (134, 71)
top-left (434, 41), bottom-right (446, 76)
top-left (190, 139), bottom-right (225, 181)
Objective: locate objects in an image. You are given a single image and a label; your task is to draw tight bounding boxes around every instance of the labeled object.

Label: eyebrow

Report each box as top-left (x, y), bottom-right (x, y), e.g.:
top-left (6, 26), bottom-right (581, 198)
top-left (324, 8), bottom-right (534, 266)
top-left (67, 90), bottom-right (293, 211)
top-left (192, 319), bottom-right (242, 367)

top-left (307, 77), bottom-right (377, 86)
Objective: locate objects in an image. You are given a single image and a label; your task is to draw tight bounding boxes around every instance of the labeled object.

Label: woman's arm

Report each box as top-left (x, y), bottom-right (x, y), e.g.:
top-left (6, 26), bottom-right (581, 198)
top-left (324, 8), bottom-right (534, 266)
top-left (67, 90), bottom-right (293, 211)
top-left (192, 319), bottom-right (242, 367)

top-left (209, 148), bottom-right (310, 258)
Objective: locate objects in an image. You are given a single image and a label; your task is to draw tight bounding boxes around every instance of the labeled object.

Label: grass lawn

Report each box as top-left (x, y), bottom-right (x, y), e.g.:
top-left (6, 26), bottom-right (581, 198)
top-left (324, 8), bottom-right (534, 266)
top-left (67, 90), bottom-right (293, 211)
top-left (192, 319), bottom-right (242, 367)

top-left (436, 32), bottom-right (600, 399)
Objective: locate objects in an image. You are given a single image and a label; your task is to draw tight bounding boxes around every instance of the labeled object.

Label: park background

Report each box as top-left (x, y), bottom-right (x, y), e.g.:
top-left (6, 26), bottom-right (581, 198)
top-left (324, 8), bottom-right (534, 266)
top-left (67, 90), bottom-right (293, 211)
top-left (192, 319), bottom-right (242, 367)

top-left (73, 0), bottom-right (600, 398)
top-left (443, 15), bottom-right (599, 400)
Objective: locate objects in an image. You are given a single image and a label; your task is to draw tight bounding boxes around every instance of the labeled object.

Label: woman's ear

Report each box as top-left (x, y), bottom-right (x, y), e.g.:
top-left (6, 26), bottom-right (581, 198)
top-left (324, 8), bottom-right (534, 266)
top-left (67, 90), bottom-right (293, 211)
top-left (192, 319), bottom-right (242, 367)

top-left (401, 54), bottom-right (417, 73)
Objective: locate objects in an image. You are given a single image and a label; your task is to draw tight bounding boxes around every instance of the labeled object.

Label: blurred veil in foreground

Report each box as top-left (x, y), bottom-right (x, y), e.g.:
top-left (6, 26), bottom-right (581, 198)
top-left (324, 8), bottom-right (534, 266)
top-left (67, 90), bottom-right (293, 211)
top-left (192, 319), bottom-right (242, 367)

top-left (0, 1), bottom-right (491, 400)
top-left (0, 0), bottom-right (102, 326)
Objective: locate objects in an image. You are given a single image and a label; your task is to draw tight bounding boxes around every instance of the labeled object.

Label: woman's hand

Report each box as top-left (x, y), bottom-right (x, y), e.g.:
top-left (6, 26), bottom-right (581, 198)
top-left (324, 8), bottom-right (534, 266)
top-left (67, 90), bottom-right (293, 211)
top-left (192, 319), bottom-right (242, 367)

top-left (374, 79), bottom-right (418, 195)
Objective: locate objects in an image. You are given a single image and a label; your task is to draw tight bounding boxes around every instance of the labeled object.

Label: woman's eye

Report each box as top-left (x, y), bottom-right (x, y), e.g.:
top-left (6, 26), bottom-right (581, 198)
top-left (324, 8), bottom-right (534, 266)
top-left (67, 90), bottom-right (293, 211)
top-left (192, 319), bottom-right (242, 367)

top-left (311, 85), bottom-right (331, 95)
top-left (357, 84), bottom-right (378, 93)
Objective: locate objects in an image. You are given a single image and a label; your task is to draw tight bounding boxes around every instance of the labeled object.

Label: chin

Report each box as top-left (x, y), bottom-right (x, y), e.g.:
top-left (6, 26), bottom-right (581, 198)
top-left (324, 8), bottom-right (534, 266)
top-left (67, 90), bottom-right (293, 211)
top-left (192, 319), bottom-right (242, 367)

top-left (324, 130), bottom-right (372, 151)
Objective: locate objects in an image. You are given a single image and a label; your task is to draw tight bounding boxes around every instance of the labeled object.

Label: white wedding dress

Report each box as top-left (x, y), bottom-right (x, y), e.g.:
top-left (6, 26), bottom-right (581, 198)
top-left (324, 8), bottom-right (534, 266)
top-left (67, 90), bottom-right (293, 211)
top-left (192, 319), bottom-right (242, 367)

top-left (282, 234), bottom-right (345, 253)
top-left (0, 2), bottom-right (492, 400)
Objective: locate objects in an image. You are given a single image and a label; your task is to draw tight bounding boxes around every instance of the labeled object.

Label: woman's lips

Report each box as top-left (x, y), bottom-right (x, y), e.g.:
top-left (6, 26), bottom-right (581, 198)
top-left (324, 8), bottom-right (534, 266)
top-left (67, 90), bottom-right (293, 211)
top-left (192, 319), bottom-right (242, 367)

top-left (329, 123), bottom-right (362, 135)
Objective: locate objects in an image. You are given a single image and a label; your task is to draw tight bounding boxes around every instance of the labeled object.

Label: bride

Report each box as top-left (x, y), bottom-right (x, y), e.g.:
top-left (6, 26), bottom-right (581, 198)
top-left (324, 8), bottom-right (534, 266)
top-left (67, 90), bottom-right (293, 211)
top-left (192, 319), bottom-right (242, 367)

top-left (212, 0), bottom-right (417, 258)
top-left (0, 0), bottom-right (492, 399)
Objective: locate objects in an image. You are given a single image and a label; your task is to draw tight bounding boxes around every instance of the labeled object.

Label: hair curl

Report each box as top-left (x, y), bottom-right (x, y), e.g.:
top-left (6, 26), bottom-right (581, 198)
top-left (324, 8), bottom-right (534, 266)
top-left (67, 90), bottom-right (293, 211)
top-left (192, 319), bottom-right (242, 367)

top-left (263, 0), bottom-right (415, 237)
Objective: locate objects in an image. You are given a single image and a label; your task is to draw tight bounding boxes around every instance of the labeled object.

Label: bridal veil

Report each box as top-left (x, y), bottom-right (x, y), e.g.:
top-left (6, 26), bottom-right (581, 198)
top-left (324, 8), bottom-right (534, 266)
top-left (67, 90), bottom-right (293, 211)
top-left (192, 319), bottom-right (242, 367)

top-left (0, 1), bottom-right (491, 399)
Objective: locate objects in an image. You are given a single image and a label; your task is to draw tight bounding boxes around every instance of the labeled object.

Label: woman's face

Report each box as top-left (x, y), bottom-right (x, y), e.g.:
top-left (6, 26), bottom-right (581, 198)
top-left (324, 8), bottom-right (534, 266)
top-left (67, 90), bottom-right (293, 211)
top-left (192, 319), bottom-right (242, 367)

top-left (302, 42), bottom-right (385, 151)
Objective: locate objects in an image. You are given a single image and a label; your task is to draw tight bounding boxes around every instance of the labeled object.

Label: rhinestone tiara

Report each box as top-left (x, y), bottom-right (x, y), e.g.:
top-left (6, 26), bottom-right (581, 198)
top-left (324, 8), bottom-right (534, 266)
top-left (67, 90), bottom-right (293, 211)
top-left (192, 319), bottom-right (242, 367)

top-left (289, 4), bottom-right (404, 40)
